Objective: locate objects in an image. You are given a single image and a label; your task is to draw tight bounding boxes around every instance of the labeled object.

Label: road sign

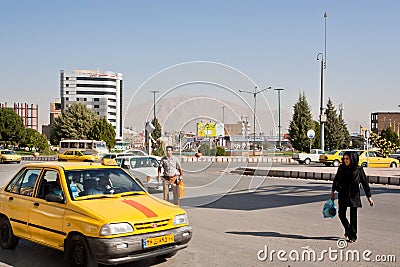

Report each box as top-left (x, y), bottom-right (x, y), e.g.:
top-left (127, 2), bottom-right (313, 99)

top-left (307, 129), bottom-right (315, 139)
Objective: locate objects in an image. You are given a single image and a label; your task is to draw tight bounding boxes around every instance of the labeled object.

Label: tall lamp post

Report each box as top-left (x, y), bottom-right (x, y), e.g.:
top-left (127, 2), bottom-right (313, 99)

top-left (239, 86), bottom-right (271, 156)
top-left (150, 90), bottom-right (159, 120)
top-left (317, 12), bottom-right (328, 151)
top-left (273, 88), bottom-right (284, 149)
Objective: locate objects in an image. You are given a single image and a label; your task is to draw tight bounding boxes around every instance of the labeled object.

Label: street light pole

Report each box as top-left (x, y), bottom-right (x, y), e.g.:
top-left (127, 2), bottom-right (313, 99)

top-left (221, 106), bottom-right (225, 123)
top-left (150, 90), bottom-right (159, 120)
top-left (274, 88), bottom-right (284, 148)
top-left (317, 12), bottom-right (328, 151)
top-left (239, 86), bottom-right (271, 156)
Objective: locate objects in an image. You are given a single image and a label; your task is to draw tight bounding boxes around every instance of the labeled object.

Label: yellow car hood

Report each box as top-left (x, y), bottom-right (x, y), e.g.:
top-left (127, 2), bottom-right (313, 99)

top-left (73, 194), bottom-right (183, 222)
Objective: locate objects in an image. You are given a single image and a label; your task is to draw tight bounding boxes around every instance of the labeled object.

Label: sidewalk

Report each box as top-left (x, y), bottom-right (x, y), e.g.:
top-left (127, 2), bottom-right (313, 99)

top-left (231, 165), bottom-right (400, 186)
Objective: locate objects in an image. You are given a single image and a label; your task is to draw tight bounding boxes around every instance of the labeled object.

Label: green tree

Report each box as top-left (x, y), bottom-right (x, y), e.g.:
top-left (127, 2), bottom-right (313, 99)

top-left (339, 117), bottom-right (351, 149)
top-left (198, 142), bottom-right (216, 156)
top-left (88, 117), bottom-right (116, 149)
top-left (50, 103), bottom-right (99, 145)
top-left (20, 128), bottom-right (50, 152)
top-left (20, 128), bottom-right (37, 149)
top-left (380, 127), bottom-right (400, 146)
top-left (31, 131), bottom-right (50, 153)
top-left (325, 98), bottom-right (345, 150)
top-left (311, 120), bottom-right (321, 149)
top-left (216, 146), bottom-right (226, 156)
top-left (150, 117), bottom-right (164, 156)
top-left (288, 93), bottom-right (314, 152)
top-left (369, 130), bottom-right (399, 156)
top-left (0, 107), bottom-right (26, 145)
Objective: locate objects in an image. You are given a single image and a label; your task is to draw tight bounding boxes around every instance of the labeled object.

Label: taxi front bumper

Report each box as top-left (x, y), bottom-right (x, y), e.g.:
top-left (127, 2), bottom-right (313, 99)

top-left (86, 226), bottom-right (192, 265)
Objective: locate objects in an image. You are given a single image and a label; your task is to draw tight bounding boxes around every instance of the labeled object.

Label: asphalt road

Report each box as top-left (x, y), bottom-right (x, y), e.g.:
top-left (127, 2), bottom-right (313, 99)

top-left (0, 162), bottom-right (399, 267)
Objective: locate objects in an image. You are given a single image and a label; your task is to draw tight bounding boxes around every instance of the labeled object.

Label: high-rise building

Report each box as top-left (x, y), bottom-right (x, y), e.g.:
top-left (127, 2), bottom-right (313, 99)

top-left (60, 70), bottom-right (123, 140)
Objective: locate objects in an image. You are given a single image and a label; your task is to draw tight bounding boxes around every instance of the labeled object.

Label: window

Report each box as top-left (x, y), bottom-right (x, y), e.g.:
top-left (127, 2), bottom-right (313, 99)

top-left (66, 84), bottom-right (69, 87)
top-left (94, 105), bottom-right (99, 108)
top-left (84, 98), bottom-right (87, 101)
top-left (66, 77), bottom-right (69, 80)
top-left (66, 97), bottom-right (69, 101)
top-left (94, 98), bottom-right (99, 101)
top-left (39, 170), bottom-right (63, 199)
top-left (9, 169), bottom-right (41, 196)
top-left (65, 151), bottom-right (74, 156)
top-left (66, 91), bottom-right (69, 94)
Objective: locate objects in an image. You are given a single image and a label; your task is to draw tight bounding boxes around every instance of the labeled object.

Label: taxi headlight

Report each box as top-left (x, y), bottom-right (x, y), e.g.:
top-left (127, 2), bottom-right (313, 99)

top-left (173, 214), bottom-right (188, 225)
top-left (100, 223), bottom-right (134, 236)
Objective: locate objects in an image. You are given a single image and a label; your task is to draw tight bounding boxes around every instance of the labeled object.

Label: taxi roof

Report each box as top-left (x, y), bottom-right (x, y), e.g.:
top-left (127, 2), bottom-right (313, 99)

top-left (23, 161), bottom-right (119, 171)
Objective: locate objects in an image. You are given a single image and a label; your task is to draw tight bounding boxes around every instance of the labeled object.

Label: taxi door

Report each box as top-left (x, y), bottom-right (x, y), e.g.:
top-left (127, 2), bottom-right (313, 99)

top-left (1, 168), bottom-right (42, 240)
top-left (366, 152), bottom-right (378, 167)
top-left (28, 168), bottom-right (66, 249)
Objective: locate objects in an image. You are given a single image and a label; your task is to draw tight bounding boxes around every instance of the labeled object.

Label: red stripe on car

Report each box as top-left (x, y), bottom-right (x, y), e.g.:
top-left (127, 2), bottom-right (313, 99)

top-left (122, 200), bottom-right (158, 218)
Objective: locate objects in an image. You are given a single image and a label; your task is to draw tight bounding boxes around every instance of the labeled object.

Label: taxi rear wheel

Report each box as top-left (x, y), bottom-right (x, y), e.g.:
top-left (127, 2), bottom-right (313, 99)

top-left (0, 217), bottom-right (19, 249)
top-left (333, 160), bottom-right (340, 167)
top-left (67, 235), bottom-right (98, 267)
top-left (390, 162), bottom-right (397, 168)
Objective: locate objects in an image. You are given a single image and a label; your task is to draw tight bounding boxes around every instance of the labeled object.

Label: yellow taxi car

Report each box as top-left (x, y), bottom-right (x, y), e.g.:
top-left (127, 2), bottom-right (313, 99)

top-left (319, 150), bottom-right (363, 167)
top-left (58, 149), bottom-right (99, 162)
top-left (0, 161), bottom-right (192, 266)
top-left (359, 150), bottom-right (399, 168)
top-left (0, 149), bottom-right (22, 164)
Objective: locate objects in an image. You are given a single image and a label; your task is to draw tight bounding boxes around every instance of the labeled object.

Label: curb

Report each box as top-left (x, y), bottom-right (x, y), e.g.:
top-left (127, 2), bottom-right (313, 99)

top-left (231, 167), bottom-right (400, 186)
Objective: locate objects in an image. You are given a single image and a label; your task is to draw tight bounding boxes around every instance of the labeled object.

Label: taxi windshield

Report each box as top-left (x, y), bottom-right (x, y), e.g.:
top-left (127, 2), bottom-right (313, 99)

top-left (65, 168), bottom-right (145, 200)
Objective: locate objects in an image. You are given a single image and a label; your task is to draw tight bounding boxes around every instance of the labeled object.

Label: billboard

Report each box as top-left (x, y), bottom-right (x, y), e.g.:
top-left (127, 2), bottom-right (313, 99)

top-left (197, 122), bottom-right (224, 137)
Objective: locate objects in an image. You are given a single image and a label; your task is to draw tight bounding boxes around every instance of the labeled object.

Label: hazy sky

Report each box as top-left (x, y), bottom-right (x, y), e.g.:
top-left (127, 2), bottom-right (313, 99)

top-left (1, 1), bottom-right (399, 134)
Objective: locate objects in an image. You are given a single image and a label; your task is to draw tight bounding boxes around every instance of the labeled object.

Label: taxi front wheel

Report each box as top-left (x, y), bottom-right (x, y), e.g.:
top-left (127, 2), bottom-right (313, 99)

top-left (0, 217), bottom-right (19, 249)
top-left (67, 235), bottom-right (98, 267)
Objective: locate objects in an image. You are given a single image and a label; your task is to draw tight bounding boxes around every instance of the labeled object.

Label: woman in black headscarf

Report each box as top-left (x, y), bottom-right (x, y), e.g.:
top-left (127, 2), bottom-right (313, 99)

top-left (330, 151), bottom-right (374, 243)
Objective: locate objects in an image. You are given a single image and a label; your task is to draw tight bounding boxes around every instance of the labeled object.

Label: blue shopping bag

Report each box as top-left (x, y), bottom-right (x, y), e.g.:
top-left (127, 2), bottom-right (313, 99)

top-left (322, 199), bottom-right (337, 218)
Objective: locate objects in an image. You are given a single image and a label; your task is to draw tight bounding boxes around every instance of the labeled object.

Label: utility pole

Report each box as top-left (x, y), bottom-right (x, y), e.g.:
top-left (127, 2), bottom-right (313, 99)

top-left (150, 90), bottom-right (159, 120)
top-left (317, 12), bottom-right (328, 151)
top-left (239, 86), bottom-right (271, 156)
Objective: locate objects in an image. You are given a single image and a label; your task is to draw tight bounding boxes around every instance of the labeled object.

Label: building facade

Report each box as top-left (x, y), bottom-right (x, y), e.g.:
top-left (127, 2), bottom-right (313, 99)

top-left (42, 99), bottom-right (62, 139)
top-left (60, 70), bottom-right (123, 140)
top-left (0, 102), bottom-right (39, 131)
top-left (371, 112), bottom-right (400, 135)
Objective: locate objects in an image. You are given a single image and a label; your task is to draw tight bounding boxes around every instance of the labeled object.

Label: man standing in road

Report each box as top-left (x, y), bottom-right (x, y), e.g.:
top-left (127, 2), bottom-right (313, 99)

top-left (158, 146), bottom-right (183, 206)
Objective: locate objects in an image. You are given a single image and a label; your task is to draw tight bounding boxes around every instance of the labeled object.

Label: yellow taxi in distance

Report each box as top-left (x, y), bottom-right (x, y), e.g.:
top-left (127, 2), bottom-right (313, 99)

top-left (359, 151), bottom-right (399, 168)
top-left (58, 149), bottom-right (99, 162)
top-left (0, 150), bottom-right (22, 164)
top-left (319, 150), bottom-right (363, 167)
top-left (0, 161), bottom-right (192, 266)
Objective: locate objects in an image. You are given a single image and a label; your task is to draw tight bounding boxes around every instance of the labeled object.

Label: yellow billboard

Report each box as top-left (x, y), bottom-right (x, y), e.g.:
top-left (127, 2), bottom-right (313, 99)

top-left (197, 123), bottom-right (224, 137)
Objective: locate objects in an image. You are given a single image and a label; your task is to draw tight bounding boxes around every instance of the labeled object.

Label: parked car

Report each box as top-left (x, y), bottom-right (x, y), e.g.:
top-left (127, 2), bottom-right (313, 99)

top-left (0, 161), bottom-right (192, 266)
top-left (0, 149), bottom-right (22, 164)
top-left (123, 149), bottom-right (148, 156)
top-left (319, 150), bottom-right (363, 167)
top-left (389, 152), bottom-right (400, 161)
top-left (359, 151), bottom-right (399, 168)
top-left (115, 155), bottom-right (162, 191)
top-left (292, 149), bottom-right (325, 165)
top-left (58, 149), bottom-right (99, 162)
top-left (102, 152), bottom-right (135, 160)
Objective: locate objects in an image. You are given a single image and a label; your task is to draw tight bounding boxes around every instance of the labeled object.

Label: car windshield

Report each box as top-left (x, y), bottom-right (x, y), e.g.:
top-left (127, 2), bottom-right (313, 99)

top-left (65, 168), bottom-right (145, 200)
top-left (130, 157), bottom-right (158, 168)
top-left (1, 150), bottom-right (15, 155)
top-left (82, 151), bottom-right (93, 155)
top-left (327, 150), bottom-right (338, 155)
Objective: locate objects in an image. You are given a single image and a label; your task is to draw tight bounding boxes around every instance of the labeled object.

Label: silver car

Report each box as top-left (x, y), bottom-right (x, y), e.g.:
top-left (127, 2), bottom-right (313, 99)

top-left (115, 155), bottom-right (162, 191)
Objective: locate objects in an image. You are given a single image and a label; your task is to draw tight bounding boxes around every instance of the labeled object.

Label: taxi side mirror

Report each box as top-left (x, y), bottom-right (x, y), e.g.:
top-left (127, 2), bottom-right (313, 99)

top-left (45, 193), bottom-right (64, 204)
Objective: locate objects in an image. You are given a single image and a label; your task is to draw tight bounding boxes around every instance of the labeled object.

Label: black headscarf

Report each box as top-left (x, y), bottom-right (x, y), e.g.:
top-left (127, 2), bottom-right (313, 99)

top-left (342, 151), bottom-right (359, 168)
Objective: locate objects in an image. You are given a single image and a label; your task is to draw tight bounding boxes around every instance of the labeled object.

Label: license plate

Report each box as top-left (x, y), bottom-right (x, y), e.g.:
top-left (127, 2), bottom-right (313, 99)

top-left (143, 234), bottom-right (174, 248)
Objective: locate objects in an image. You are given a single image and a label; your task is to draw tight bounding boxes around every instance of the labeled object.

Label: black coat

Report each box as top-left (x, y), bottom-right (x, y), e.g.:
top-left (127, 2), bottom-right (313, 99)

top-left (332, 164), bottom-right (372, 208)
